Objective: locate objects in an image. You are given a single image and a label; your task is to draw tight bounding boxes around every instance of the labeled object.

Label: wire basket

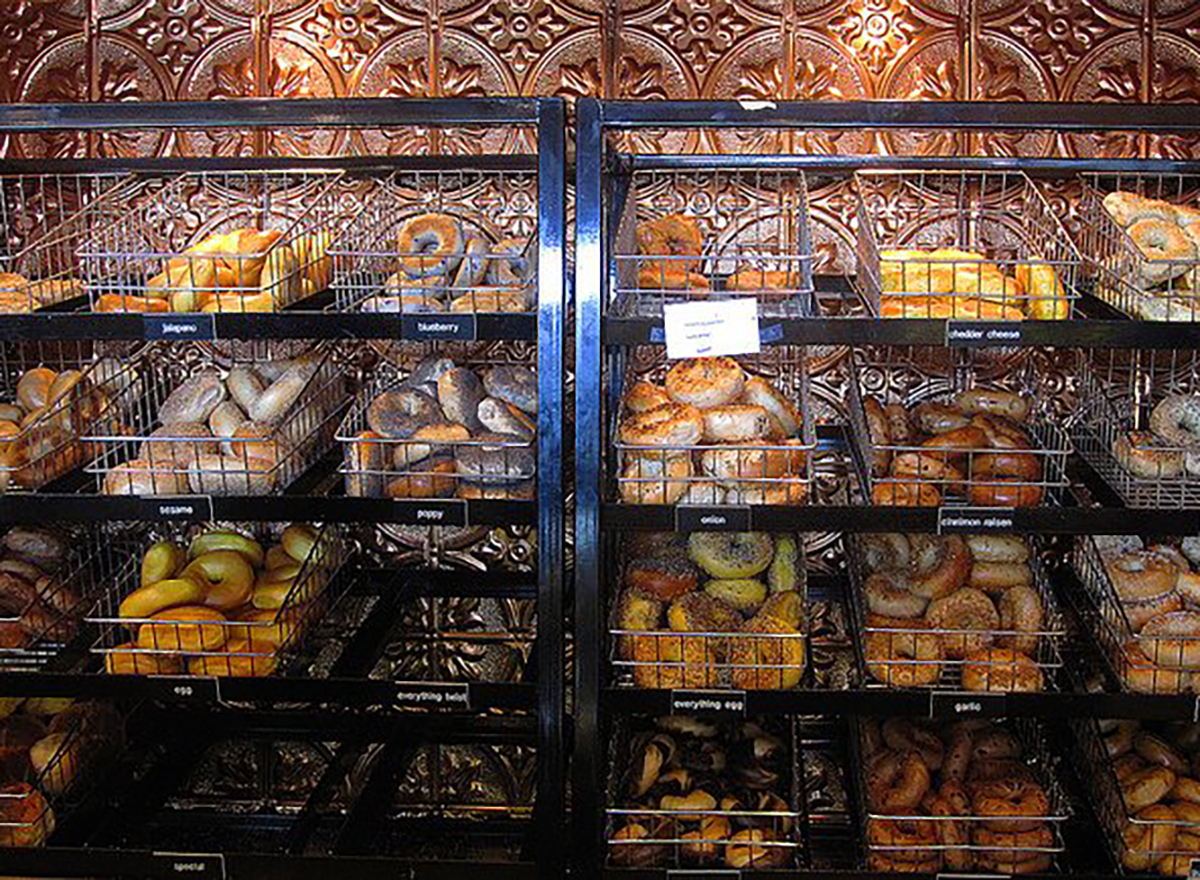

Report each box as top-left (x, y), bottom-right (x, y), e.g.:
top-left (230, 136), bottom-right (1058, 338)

top-left (604, 715), bottom-right (809, 870)
top-left (610, 348), bottom-right (817, 506)
top-left (1080, 173), bottom-right (1200, 321)
top-left (611, 168), bottom-right (816, 318)
top-left (85, 521), bottom-right (347, 677)
top-left (847, 345), bottom-right (1073, 507)
top-left (1072, 534), bottom-right (1200, 696)
top-left (0, 173), bottom-right (145, 312)
top-left (80, 170), bottom-right (350, 314)
top-left (1072, 348), bottom-right (1200, 509)
top-left (855, 170), bottom-right (1081, 320)
top-left (338, 355), bottom-right (536, 501)
top-left (84, 342), bottom-right (348, 497)
top-left (330, 169), bottom-right (537, 315)
top-left (851, 716), bottom-right (1070, 874)
top-left (0, 701), bottom-right (124, 848)
top-left (845, 534), bottom-right (1066, 691)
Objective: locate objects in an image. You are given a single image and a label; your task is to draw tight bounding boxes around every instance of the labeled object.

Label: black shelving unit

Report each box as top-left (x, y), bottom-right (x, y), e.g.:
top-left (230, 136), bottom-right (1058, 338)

top-left (0, 98), bottom-right (566, 880)
top-left (574, 99), bottom-right (1200, 880)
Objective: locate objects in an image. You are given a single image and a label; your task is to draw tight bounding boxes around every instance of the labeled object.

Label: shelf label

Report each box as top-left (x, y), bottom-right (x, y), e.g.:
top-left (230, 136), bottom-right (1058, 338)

top-left (143, 496), bottom-right (214, 521)
top-left (671, 689), bottom-right (747, 715)
top-left (930, 690), bottom-right (1007, 719)
top-left (675, 505), bottom-right (752, 533)
top-left (946, 320), bottom-right (1023, 347)
top-left (147, 675), bottom-right (220, 703)
top-left (151, 852), bottom-right (226, 879)
top-left (143, 314), bottom-right (217, 341)
top-left (394, 682), bottom-right (471, 710)
top-left (400, 313), bottom-right (477, 341)
top-left (937, 507), bottom-right (1016, 534)
top-left (392, 499), bottom-right (469, 527)
top-left (1190, 859), bottom-right (1200, 879)
top-left (663, 298), bottom-right (760, 359)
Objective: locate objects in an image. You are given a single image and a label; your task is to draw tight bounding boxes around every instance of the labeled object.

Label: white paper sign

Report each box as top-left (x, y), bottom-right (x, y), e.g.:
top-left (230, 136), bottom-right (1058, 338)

top-left (663, 298), bottom-right (761, 360)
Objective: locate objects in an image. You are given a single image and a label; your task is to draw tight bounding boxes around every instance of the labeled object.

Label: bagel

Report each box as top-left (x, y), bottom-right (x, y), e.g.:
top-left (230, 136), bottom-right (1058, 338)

top-left (969, 414), bottom-right (1034, 449)
top-left (385, 457), bottom-right (457, 499)
top-left (891, 452), bottom-right (965, 487)
top-left (961, 648), bottom-right (1044, 692)
top-left (187, 640), bottom-right (277, 677)
top-left (280, 523), bottom-right (318, 565)
top-left (1136, 732), bottom-right (1190, 774)
top-left (867, 750), bottom-right (932, 812)
top-left (397, 213), bottom-right (464, 279)
top-left (998, 585), bottom-right (1045, 655)
top-left (1123, 763), bottom-right (1177, 812)
top-left (1114, 430), bottom-right (1185, 479)
top-left (864, 572), bottom-right (928, 619)
top-left (1015, 261), bottom-right (1069, 320)
top-left (636, 265), bottom-right (709, 291)
top-left (726, 268), bottom-right (797, 294)
top-left (471, 397), bottom-right (530, 438)
top-left (625, 552), bottom-right (699, 602)
top-left (636, 214), bottom-right (703, 274)
top-left (967, 478), bottom-right (1044, 507)
top-left (864, 396), bottom-right (892, 476)
top-left (688, 532), bottom-right (774, 578)
top-left (865, 625), bottom-right (943, 687)
top-left (619, 403), bottom-right (703, 447)
top-left (142, 540), bottom-right (187, 587)
top-left (624, 381), bottom-right (670, 415)
top-left (182, 550), bottom-right (256, 611)
top-left (1122, 641), bottom-right (1188, 694)
top-left (136, 605), bottom-right (228, 653)
top-left (729, 615), bottom-right (805, 689)
top-left (972, 778), bottom-right (1051, 832)
top-left (103, 459), bottom-right (191, 496)
top-left (619, 454), bottom-right (692, 504)
top-left (1139, 611), bottom-right (1200, 668)
top-left (1128, 219), bottom-right (1195, 285)
top-left (698, 440), bottom-right (805, 481)
top-left (913, 402), bottom-right (971, 435)
top-left (1155, 832), bottom-right (1200, 876)
top-left (228, 422), bottom-right (282, 471)
top-left (970, 562), bottom-right (1033, 596)
top-left (881, 718), bottom-right (945, 770)
top-left (909, 536), bottom-right (972, 601)
top-left (1104, 191), bottom-right (1149, 227)
top-left (482, 365), bottom-right (536, 415)
top-left (700, 404), bottom-right (773, 443)
top-left (454, 431), bottom-right (536, 482)
top-left (973, 824), bottom-right (1055, 862)
top-left (157, 370), bottom-right (226, 426)
top-left (139, 422), bottom-right (219, 469)
top-left (118, 577), bottom-right (206, 620)
top-left (885, 403), bottom-right (914, 445)
top-left (1151, 394), bottom-right (1200, 448)
top-left (1110, 551), bottom-right (1182, 603)
top-left (188, 453), bottom-right (277, 495)
top-left (862, 533), bottom-right (910, 572)
top-left (972, 450), bottom-right (1042, 482)
top-left (346, 430), bottom-right (386, 497)
top-left (872, 481), bottom-right (941, 506)
top-left (724, 828), bottom-right (788, 869)
top-left (394, 421), bottom-right (473, 469)
top-left (925, 587), bottom-right (999, 659)
top-left (739, 377), bottom-right (798, 438)
top-left (367, 388), bottom-right (442, 439)
top-left (664, 357), bottom-right (745, 409)
top-left (487, 237), bottom-right (536, 289)
top-left (921, 426), bottom-right (988, 459)
top-left (105, 644), bottom-right (184, 675)
top-left (955, 389), bottom-right (1030, 424)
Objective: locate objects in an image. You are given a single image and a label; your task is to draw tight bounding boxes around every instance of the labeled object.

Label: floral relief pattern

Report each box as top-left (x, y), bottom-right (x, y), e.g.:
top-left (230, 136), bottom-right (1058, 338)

top-left (377, 57), bottom-right (487, 154)
top-left (37, 60), bottom-right (145, 158)
top-left (558, 56), bottom-right (670, 150)
top-left (975, 52), bottom-right (1033, 156)
top-left (648, 0), bottom-right (754, 78)
top-left (471, 0), bottom-right (573, 77)
top-left (0, 2), bottom-right (62, 99)
top-left (1151, 60), bottom-right (1200, 159)
top-left (829, 0), bottom-right (918, 76)
top-left (1088, 59), bottom-right (1143, 157)
top-left (129, 2), bottom-right (226, 77)
top-left (898, 59), bottom-right (959, 154)
top-left (1008, 0), bottom-right (1107, 77)
top-left (209, 57), bottom-right (318, 156)
top-left (301, 1), bottom-right (388, 74)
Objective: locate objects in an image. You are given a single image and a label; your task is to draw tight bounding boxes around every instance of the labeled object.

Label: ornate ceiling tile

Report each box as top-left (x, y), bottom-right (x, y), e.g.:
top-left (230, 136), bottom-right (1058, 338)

top-left (877, 30), bottom-right (962, 156)
top-left (117, 1), bottom-right (238, 87)
top-left (288, 1), bottom-right (418, 79)
top-left (263, 34), bottom-right (348, 155)
top-left (1059, 32), bottom-right (1143, 158)
top-left (828, 0), bottom-right (919, 78)
top-left (703, 30), bottom-right (789, 151)
top-left (175, 32), bottom-right (258, 156)
top-left (978, 0), bottom-right (1141, 26)
top-left (972, 34), bottom-right (1056, 156)
top-left (1149, 33), bottom-right (1200, 160)
top-left (0, 2), bottom-right (72, 103)
top-left (632, 0), bottom-right (760, 80)
top-left (602, 27), bottom-right (702, 153)
top-left (461, 0), bottom-right (580, 80)
top-left (1004, 0), bottom-right (1111, 77)
top-left (790, 30), bottom-right (871, 153)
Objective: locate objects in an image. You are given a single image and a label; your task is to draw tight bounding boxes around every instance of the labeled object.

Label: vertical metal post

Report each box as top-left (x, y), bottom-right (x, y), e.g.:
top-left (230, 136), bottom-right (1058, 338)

top-left (573, 96), bottom-right (605, 879)
top-left (535, 96), bottom-right (567, 880)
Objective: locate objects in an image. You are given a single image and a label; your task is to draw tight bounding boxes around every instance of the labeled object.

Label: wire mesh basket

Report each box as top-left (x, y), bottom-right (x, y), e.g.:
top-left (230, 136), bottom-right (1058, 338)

top-left (855, 170), bottom-right (1081, 320)
top-left (1072, 348), bottom-right (1200, 509)
top-left (338, 353), bottom-right (536, 501)
top-left (1080, 173), bottom-right (1200, 321)
top-left (0, 701), bottom-right (124, 848)
top-left (610, 168), bottom-right (816, 318)
top-left (847, 345), bottom-right (1073, 507)
top-left (80, 170), bottom-right (351, 314)
top-left (85, 342), bottom-right (349, 497)
top-left (845, 534), bottom-right (1066, 691)
top-left (330, 169), bottom-right (538, 314)
top-left (852, 716), bottom-right (1070, 874)
top-left (604, 715), bottom-right (813, 870)
top-left (85, 521), bottom-right (347, 677)
top-left (610, 349), bottom-right (817, 506)
top-left (1072, 534), bottom-right (1200, 696)
top-left (0, 173), bottom-right (145, 313)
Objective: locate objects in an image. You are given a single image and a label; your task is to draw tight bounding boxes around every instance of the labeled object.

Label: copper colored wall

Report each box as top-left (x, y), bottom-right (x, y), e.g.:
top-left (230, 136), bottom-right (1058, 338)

top-left (0, 0), bottom-right (1198, 157)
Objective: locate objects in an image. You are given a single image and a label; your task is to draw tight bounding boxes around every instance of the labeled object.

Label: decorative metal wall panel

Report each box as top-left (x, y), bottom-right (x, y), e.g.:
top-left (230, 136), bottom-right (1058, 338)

top-left (1, 1), bottom-right (1196, 158)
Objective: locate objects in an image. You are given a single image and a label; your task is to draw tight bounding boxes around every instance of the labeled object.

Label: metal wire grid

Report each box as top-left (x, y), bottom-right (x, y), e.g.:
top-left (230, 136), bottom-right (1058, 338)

top-left (850, 716), bottom-right (1071, 872)
top-left (847, 345), bottom-right (1073, 507)
top-left (610, 168), bottom-right (816, 319)
top-left (79, 171), bottom-right (349, 313)
top-left (84, 342), bottom-right (348, 497)
top-left (0, 173), bottom-right (145, 312)
top-left (1072, 348), bottom-right (1200, 509)
top-left (84, 521), bottom-right (348, 674)
top-left (329, 169), bottom-right (538, 315)
top-left (844, 535), bottom-right (1066, 691)
top-left (854, 170), bottom-right (1082, 320)
top-left (610, 347), bottom-right (818, 506)
top-left (1080, 173), bottom-right (1200, 321)
top-left (603, 715), bottom-right (808, 869)
top-left (0, 702), bottom-right (124, 847)
top-left (0, 341), bottom-right (144, 493)
top-left (337, 358), bottom-right (536, 501)
top-left (1073, 534), bottom-right (1200, 696)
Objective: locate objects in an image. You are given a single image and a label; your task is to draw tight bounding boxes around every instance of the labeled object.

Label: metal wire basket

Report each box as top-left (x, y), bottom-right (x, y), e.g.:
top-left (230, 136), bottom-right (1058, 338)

top-left (0, 173), bottom-right (145, 313)
top-left (1080, 173), bottom-right (1200, 321)
top-left (79, 170), bottom-right (350, 313)
top-left (611, 168), bottom-right (816, 319)
top-left (338, 357), bottom-right (536, 501)
top-left (330, 169), bottom-right (538, 315)
top-left (847, 345), bottom-right (1073, 507)
top-left (1072, 348), bottom-right (1200, 509)
top-left (855, 170), bottom-right (1081, 320)
top-left (845, 534), bottom-right (1066, 691)
top-left (1072, 534), bottom-right (1200, 696)
top-left (84, 342), bottom-right (348, 497)
top-left (610, 348), bottom-right (817, 506)
top-left (85, 521), bottom-right (347, 677)
top-left (851, 716), bottom-right (1070, 873)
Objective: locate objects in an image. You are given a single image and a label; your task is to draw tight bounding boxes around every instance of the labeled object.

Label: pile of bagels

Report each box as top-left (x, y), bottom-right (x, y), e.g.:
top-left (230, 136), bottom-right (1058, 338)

top-left (864, 717), bottom-right (1058, 874)
top-left (0, 700), bottom-right (122, 847)
top-left (614, 532), bottom-right (804, 690)
top-left (0, 527), bottom-right (81, 652)
top-left (0, 273), bottom-right (83, 314)
top-left (859, 534), bottom-right (1047, 692)
top-left (1103, 191), bottom-right (1200, 293)
top-left (94, 227), bottom-right (332, 314)
top-left (864, 388), bottom-right (1046, 507)
top-left (362, 213), bottom-right (535, 314)
top-left (1097, 537), bottom-right (1200, 694)
top-left (1112, 393), bottom-right (1200, 480)
top-left (105, 524), bottom-right (329, 677)
top-left (346, 356), bottom-right (536, 500)
top-left (103, 355), bottom-right (324, 497)
top-left (617, 356), bottom-right (807, 506)
top-left (1101, 719), bottom-right (1200, 875)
